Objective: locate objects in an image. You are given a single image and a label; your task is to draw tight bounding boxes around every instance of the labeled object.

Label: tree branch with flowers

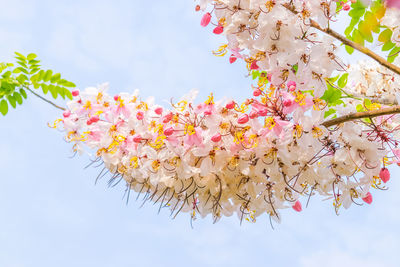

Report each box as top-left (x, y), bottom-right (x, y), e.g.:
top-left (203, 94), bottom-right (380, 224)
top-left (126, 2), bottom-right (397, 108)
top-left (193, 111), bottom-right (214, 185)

top-left (2, 0), bottom-right (400, 225)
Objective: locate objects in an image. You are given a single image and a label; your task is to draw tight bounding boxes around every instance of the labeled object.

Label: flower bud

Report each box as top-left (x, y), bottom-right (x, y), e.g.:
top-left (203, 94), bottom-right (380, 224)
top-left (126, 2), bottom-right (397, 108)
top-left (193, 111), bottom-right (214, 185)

top-left (133, 135), bottom-right (142, 143)
top-left (213, 25), bottom-right (224, 34)
top-left (379, 168), bottom-right (390, 183)
top-left (250, 61), bottom-right (259, 70)
top-left (253, 89), bottom-right (262, 97)
top-left (229, 54), bottom-right (237, 64)
top-left (114, 95), bottom-right (119, 101)
top-left (258, 107), bottom-right (268, 116)
top-left (211, 133), bottom-right (222, 142)
top-left (287, 81), bottom-right (296, 91)
top-left (292, 201), bottom-right (302, 212)
top-left (362, 192), bottom-right (373, 204)
top-left (136, 112), bottom-right (144, 120)
top-left (343, 4), bottom-right (350, 11)
top-left (164, 127), bottom-right (174, 136)
top-left (155, 107), bottom-right (163, 115)
top-left (249, 110), bottom-right (258, 119)
top-left (163, 112), bottom-right (173, 123)
top-left (238, 114), bottom-right (249, 124)
top-left (63, 110), bottom-right (71, 118)
top-left (225, 101), bottom-right (235, 109)
top-left (90, 116), bottom-right (99, 123)
top-left (201, 13), bottom-right (211, 27)
top-left (72, 90), bottom-right (79, 97)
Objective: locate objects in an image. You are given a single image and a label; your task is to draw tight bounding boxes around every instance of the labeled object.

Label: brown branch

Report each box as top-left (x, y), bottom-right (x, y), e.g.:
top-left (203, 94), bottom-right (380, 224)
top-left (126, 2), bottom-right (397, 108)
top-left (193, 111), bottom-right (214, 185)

top-left (283, 4), bottom-right (400, 76)
top-left (25, 87), bottom-right (66, 111)
top-left (322, 106), bottom-right (400, 127)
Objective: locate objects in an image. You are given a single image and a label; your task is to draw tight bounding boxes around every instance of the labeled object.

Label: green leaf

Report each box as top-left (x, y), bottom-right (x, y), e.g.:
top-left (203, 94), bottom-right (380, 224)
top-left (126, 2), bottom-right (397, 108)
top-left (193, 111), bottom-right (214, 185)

top-left (65, 89), bottom-right (73, 100)
top-left (252, 71), bottom-right (260, 80)
top-left (338, 73), bottom-right (349, 88)
top-left (321, 84), bottom-right (343, 106)
top-left (353, 29), bottom-right (365, 46)
top-left (13, 92), bottom-right (23, 105)
top-left (7, 95), bottom-right (16, 109)
top-left (0, 99), bottom-right (8, 115)
top-left (378, 29), bottom-right (392, 43)
top-left (43, 70), bottom-right (53, 82)
top-left (14, 52), bottom-right (26, 61)
top-left (57, 86), bottom-right (65, 99)
top-left (345, 45), bottom-right (354, 55)
top-left (19, 88), bottom-right (27, 99)
top-left (324, 108), bottom-right (337, 118)
top-left (382, 41), bottom-right (395, 51)
top-left (51, 73), bottom-right (61, 83)
top-left (27, 53), bottom-right (37, 61)
top-left (388, 46), bottom-right (400, 63)
top-left (48, 84), bottom-right (57, 99)
top-left (41, 84), bottom-right (49, 94)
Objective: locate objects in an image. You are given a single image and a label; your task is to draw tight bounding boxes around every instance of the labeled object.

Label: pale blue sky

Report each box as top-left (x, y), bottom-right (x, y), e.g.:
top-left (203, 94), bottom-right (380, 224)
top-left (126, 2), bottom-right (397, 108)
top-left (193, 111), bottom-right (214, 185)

top-left (0, 1), bottom-right (399, 266)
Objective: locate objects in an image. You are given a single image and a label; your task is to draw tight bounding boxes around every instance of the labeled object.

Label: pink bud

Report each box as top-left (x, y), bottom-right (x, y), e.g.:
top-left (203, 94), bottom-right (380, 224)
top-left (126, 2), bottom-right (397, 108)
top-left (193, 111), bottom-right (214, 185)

top-left (238, 114), bottom-right (249, 124)
top-left (201, 12), bottom-right (211, 27)
top-left (213, 25), bottom-right (224, 34)
top-left (133, 135), bottom-right (142, 143)
top-left (229, 54), bottom-right (237, 64)
top-left (86, 120), bottom-right (93, 125)
top-left (114, 95), bottom-right (119, 101)
top-left (343, 4), bottom-right (350, 11)
top-left (155, 107), bottom-right (163, 115)
top-left (90, 116), bottom-right (99, 123)
top-left (362, 192), bottom-right (373, 204)
top-left (195, 5), bottom-right (200, 12)
top-left (211, 133), bottom-right (222, 142)
top-left (63, 110), bottom-right (71, 118)
top-left (292, 201), bottom-right (302, 212)
top-left (283, 99), bottom-right (293, 107)
top-left (136, 112), bottom-right (144, 120)
top-left (226, 101), bottom-right (235, 109)
top-left (379, 168), bottom-right (390, 183)
top-left (163, 112), bottom-right (173, 123)
top-left (71, 90), bottom-right (79, 97)
top-left (249, 110), bottom-right (259, 119)
top-left (253, 89), bottom-right (262, 97)
top-left (258, 108), bottom-right (268, 117)
top-left (164, 127), bottom-right (174, 136)
top-left (250, 61), bottom-right (259, 70)
top-left (287, 81), bottom-right (296, 91)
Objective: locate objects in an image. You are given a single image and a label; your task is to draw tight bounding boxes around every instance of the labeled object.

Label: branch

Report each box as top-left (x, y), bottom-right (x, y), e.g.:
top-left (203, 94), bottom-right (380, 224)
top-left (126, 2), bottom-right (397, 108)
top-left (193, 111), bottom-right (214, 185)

top-left (283, 4), bottom-right (400, 76)
top-left (25, 87), bottom-right (66, 111)
top-left (322, 105), bottom-right (400, 127)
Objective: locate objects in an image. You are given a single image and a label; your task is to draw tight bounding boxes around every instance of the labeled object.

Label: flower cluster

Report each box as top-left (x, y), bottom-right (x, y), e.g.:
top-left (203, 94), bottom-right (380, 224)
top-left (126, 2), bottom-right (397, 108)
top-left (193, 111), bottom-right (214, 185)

top-left (54, 81), bottom-right (399, 223)
top-left (346, 60), bottom-right (400, 104)
top-left (196, 0), bottom-right (349, 97)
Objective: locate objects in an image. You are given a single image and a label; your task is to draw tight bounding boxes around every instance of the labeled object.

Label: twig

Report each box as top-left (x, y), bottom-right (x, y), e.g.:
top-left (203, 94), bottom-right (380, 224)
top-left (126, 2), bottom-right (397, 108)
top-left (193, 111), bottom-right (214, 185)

top-left (25, 87), bottom-right (65, 111)
top-left (322, 106), bottom-right (400, 127)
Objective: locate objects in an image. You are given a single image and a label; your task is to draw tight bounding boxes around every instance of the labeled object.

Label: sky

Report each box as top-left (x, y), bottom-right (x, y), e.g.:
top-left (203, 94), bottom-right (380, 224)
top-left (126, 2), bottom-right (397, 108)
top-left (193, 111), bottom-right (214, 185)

top-left (0, 1), bottom-right (399, 266)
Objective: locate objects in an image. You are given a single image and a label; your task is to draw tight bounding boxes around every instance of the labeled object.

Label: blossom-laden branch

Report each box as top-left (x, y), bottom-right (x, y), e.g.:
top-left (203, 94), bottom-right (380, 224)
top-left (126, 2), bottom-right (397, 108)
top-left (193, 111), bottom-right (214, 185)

top-left (283, 3), bottom-right (400, 76)
top-left (322, 105), bottom-right (400, 127)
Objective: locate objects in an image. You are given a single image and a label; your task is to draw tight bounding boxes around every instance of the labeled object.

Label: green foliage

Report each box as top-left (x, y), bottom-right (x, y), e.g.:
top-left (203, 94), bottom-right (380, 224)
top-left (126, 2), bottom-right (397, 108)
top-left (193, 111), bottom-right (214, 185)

top-left (0, 52), bottom-right (76, 116)
top-left (343, 0), bottom-right (386, 55)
